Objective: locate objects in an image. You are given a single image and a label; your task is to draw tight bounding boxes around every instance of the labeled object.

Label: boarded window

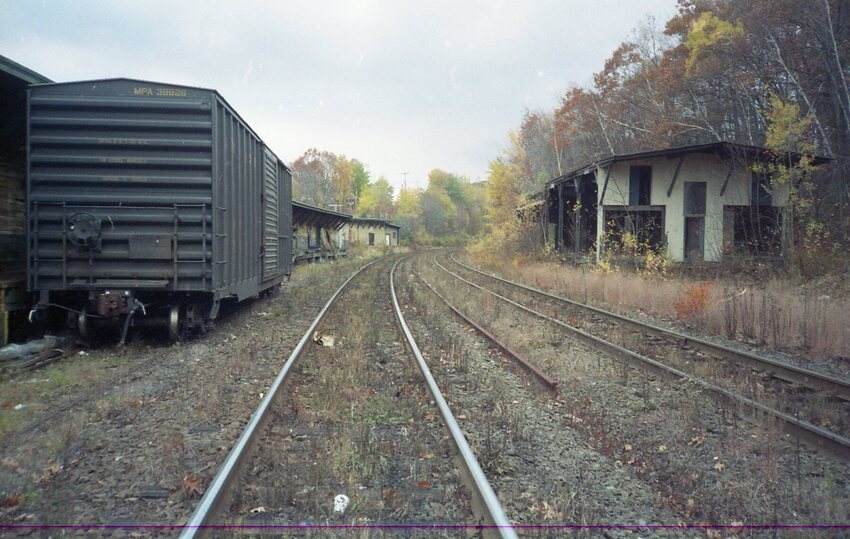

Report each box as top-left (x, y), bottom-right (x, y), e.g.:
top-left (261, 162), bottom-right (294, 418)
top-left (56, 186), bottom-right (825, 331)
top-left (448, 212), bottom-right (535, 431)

top-left (368, 232), bottom-right (375, 246)
top-left (723, 205), bottom-right (782, 255)
top-left (629, 166), bottom-right (652, 206)
top-left (684, 182), bottom-right (706, 216)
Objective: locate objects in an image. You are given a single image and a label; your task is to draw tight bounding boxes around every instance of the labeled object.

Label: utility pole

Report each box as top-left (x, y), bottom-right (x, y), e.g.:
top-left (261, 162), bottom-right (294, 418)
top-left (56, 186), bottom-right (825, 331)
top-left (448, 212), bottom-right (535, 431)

top-left (400, 172), bottom-right (409, 190)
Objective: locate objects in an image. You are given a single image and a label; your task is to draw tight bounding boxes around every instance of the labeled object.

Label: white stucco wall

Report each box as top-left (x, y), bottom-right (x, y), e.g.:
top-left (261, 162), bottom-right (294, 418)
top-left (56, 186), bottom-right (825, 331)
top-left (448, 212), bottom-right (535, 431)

top-left (342, 222), bottom-right (399, 247)
top-left (595, 152), bottom-right (788, 262)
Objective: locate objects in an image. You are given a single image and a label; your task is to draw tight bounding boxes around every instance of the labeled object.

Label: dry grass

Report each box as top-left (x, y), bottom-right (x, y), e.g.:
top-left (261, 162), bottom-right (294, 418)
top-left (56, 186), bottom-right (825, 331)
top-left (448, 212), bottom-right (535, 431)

top-left (424, 254), bottom-right (850, 527)
top-left (470, 255), bottom-right (850, 361)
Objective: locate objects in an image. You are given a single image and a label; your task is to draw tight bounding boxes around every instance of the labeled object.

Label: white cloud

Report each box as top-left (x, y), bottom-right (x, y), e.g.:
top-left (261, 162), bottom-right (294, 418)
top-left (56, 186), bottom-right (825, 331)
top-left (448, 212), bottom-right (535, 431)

top-left (1, 0), bottom-right (678, 185)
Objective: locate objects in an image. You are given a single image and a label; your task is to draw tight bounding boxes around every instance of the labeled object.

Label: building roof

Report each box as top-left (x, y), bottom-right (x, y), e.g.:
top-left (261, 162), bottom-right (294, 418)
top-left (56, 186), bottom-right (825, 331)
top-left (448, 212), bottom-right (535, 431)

top-left (0, 55), bottom-right (52, 85)
top-left (292, 201), bottom-right (352, 230)
top-left (350, 217), bottom-right (401, 230)
top-left (545, 141), bottom-right (832, 190)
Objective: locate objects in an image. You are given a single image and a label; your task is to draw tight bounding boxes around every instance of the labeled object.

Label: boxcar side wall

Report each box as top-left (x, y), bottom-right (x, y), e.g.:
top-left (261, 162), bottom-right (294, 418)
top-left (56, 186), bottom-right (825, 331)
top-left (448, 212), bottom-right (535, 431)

top-left (211, 96), bottom-right (288, 301)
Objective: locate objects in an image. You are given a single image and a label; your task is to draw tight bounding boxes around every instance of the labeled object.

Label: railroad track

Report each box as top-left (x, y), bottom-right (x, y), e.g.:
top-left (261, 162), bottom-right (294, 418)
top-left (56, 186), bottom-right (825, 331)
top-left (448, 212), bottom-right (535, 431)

top-left (432, 253), bottom-right (850, 461)
top-left (446, 252), bottom-right (850, 401)
top-left (181, 256), bottom-right (517, 537)
top-left (443, 252), bottom-right (850, 440)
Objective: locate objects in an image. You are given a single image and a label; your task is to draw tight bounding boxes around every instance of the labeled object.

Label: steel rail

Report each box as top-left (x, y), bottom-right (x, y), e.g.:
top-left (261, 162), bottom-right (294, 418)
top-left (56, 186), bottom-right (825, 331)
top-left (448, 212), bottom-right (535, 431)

top-left (433, 255), bottom-right (850, 461)
top-left (414, 271), bottom-right (558, 393)
top-left (390, 258), bottom-right (518, 538)
top-left (180, 257), bottom-right (383, 538)
top-left (447, 252), bottom-right (850, 401)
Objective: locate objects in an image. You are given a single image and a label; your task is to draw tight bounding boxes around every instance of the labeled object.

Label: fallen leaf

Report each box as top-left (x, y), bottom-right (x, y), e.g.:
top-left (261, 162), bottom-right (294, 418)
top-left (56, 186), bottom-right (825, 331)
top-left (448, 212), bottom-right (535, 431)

top-left (623, 444), bottom-right (633, 451)
top-left (689, 435), bottom-right (704, 448)
top-left (713, 462), bottom-right (725, 471)
top-left (1, 458), bottom-right (23, 474)
top-left (456, 414), bottom-right (467, 420)
top-left (37, 462), bottom-right (62, 485)
top-left (418, 451), bottom-right (435, 460)
top-left (182, 474), bottom-right (205, 499)
top-left (416, 480), bottom-right (432, 489)
top-left (1, 493), bottom-right (24, 507)
top-left (657, 445), bottom-right (668, 453)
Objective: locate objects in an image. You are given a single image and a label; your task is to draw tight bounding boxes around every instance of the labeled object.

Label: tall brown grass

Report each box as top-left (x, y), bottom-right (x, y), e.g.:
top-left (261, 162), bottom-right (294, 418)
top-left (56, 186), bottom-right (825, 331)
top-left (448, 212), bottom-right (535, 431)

top-left (471, 256), bottom-right (850, 362)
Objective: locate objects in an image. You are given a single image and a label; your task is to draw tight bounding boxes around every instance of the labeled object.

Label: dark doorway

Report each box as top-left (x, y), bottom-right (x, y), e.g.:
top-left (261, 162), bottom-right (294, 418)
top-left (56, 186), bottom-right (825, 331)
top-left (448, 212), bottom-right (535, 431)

top-left (685, 217), bottom-right (705, 260)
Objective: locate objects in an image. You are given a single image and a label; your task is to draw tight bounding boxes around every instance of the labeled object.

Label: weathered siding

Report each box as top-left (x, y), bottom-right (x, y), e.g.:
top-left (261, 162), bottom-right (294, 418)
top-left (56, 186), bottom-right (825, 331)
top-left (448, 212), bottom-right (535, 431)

top-left (0, 157), bottom-right (26, 274)
top-left (597, 153), bottom-right (789, 262)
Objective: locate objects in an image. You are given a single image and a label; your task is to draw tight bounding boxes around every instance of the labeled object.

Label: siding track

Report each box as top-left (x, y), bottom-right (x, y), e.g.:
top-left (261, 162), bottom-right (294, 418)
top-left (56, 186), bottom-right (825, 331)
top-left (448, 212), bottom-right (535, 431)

top-left (434, 252), bottom-right (850, 461)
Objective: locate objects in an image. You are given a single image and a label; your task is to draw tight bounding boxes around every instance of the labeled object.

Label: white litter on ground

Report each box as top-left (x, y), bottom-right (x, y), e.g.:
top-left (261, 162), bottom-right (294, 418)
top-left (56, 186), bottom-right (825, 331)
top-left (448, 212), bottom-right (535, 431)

top-left (333, 494), bottom-right (349, 514)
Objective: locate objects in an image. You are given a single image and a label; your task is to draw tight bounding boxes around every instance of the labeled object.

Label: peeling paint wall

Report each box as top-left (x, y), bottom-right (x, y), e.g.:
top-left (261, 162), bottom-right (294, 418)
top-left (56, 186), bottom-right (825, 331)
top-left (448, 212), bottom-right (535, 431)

top-left (597, 152), bottom-right (789, 262)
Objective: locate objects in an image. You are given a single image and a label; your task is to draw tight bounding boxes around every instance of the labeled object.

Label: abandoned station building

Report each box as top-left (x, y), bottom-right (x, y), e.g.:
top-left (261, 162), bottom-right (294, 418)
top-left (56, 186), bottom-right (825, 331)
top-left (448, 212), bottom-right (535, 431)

top-left (545, 142), bottom-right (830, 262)
top-left (292, 201), bottom-right (352, 263)
top-left (342, 217), bottom-right (400, 248)
top-left (292, 202), bottom-right (401, 262)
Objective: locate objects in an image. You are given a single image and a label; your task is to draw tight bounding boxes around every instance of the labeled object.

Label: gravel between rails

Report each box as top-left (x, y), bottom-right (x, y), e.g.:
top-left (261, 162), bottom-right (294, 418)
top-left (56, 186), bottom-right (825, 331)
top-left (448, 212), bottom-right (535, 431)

top-left (418, 253), bottom-right (850, 536)
top-left (224, 256), bottom-right (480, 534)
top-left (402, 254), bottom-right (690, 538)
top-left (0, 256), bottom-right (381, 533)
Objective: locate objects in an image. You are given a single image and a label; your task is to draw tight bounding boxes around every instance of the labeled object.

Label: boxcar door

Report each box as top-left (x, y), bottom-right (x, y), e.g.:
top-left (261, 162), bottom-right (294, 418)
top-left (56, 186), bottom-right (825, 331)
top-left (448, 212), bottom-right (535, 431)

top-left (262, 149), bottom-right (280, 280)
top-left (279, 165), bottom-right (293, 274)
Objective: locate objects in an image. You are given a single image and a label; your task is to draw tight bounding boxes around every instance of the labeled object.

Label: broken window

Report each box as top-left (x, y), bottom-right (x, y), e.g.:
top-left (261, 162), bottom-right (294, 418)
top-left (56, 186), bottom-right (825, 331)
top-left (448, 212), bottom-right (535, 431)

top-left (751, 172), bottom-right (772, 206)
top-left (603, 207), bottom-right (665, 251)
top-left (629, 166), bottom-right (652, 206)
top-left (723, 206), bottom-right (782, 256)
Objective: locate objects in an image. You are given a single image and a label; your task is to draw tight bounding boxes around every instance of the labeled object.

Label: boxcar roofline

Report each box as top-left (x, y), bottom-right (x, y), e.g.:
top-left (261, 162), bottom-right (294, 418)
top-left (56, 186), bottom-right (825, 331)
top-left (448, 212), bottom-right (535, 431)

top-left (28, 77), bottom-right (290, 173)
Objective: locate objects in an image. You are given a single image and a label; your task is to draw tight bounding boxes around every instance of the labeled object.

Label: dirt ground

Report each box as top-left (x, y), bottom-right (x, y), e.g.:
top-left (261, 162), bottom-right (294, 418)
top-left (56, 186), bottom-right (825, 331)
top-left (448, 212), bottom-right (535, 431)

top-left (0, 255), bottom-right (381, 533)
top-left (1, 249), bottom-right (848, 538)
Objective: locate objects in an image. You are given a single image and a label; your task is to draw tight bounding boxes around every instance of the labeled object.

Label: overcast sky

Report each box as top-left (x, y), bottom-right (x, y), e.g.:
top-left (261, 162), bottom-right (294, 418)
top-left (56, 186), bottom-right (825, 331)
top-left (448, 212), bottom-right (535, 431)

top-left (3, 0), bottom-right (677, 190)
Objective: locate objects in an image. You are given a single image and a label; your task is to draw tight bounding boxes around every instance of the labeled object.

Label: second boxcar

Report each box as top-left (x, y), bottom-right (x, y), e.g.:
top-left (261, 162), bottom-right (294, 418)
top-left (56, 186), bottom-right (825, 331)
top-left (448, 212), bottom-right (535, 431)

top-left (27, 78), bottom-right (293, 341)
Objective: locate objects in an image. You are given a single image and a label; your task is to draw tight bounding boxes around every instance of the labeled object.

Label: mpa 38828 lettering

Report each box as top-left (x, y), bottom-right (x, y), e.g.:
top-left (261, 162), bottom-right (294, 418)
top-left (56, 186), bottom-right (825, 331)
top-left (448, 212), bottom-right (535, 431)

top-left (133, 86), bottom-right (188, 97)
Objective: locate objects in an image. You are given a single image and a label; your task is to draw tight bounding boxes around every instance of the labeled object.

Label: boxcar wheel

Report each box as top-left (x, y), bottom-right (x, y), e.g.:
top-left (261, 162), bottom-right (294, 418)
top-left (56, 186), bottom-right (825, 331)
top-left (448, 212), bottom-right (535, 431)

top-left (169, 304), bottom-right (187, 343)
top-left (78, 306), bottom-right (91, 341)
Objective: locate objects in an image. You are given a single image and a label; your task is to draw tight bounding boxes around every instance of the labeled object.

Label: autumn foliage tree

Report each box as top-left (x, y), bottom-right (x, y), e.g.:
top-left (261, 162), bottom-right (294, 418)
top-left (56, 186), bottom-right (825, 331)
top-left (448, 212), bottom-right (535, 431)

top-left (486, 0), bottom-right (850, 274)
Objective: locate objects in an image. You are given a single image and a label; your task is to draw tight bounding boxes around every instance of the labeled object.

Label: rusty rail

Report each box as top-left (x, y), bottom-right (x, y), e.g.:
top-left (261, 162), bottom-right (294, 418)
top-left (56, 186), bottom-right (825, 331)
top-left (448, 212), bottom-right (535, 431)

top-left (413, 272), bottom-right (558, 393)
top-left (447, 252), bottom-right (850, 401)
top-left (434, 254), bottom-right (850, 461)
